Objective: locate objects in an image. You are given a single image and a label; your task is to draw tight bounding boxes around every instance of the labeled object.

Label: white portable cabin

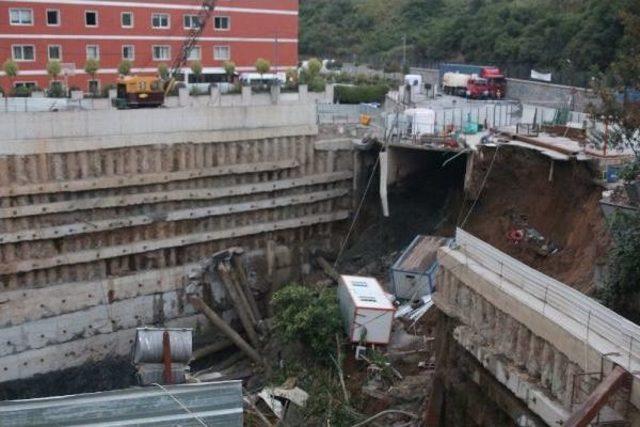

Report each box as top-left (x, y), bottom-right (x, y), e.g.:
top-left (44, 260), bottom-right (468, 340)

top-left (404, 74), bottom-right (423, 97)
top-left (338, 275), bottom-right (395, 345)
top-left (391, 235), bottom-right (450, 300)
top-left (404, 108), bottom-right (436, 136)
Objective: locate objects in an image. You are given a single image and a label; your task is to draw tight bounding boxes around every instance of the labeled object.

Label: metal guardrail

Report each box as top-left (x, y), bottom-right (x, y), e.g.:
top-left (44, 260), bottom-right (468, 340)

top-left (316, 102), bottom-right (381, 124)
top-left (454, 228), bottom-right (640, 372)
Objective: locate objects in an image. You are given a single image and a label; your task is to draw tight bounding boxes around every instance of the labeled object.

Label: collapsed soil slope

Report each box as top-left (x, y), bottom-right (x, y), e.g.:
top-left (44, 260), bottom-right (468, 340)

top-left (463, 145), bottom-right (611, 293)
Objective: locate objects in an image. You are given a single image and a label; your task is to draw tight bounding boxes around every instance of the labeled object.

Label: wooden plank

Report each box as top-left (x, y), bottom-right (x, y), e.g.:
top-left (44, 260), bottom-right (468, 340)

top-left (0, 263), bottom-right (200, 328)
top-left (0, 188), bottom-right (348, 244)
top-left (0, 171), bottom-right (352, 219)
top-left (565, 366), bottom-right (630, 427)
top-left (0, 159), bottom-right (299, 198)
top-left (0, 211), bottom-right (350, 275)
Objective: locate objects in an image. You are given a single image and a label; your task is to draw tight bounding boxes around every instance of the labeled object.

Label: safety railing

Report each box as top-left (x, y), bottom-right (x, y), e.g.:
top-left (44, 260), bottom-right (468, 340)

top-left (453, 227), bottom-right (640, 373)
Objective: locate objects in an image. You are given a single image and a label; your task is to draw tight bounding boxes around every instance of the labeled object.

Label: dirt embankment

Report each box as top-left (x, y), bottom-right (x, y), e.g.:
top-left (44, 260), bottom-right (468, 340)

top-left (463, 145), bottom-right (611, 293)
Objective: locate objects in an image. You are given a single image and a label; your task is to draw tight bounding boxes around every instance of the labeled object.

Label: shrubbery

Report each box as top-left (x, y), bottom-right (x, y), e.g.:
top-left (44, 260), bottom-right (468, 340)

top-left (601, 212), bottom-right (640, 322)
top-left (271, 284), bottom-right (342, 358)
top-left (334, 84), bottom-right (389, 104)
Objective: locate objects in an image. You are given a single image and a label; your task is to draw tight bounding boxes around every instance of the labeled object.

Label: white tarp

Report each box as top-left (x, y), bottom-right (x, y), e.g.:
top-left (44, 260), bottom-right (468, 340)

top-left (530, 70), bottom-right (552, 82)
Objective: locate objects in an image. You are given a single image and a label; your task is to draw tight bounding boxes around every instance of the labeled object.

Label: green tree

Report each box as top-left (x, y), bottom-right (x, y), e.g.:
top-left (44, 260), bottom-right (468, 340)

top-left (271, 285), bottom-right (342, 358)
top-left (223, 60), bottom-right (236, 82)
top-left (84, 58), bottom-right (100, 95)
top-left (307, 58), bottom-right (322, 78)
top-left (190, 60), bottom-right (203, 82)
top-left (118, 60), bottom-right (133, 76)
top-left (157, 63), bottom-right (170, 80)
top-left (46, 60), bottom-right (61, 81)
top-left (602, 213), bottom-right (640, 322)
top-left (3, 59), bottom-right (19, 89)
top-left (589, 1), bottom-right (640, 159)
top-left (255, 58), bottom-right (271, 76)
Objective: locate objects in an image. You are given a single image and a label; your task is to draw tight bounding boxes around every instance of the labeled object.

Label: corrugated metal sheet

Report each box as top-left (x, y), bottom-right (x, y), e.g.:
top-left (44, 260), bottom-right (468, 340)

top-left (0, 381), bottom-right (243, 426)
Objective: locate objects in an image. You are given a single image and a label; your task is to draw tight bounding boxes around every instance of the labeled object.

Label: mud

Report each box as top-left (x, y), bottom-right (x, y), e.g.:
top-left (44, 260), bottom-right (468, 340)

top-left (0, 357), bottom-right (136, 400)
top-left (463, 145), bottom-right (611, 293)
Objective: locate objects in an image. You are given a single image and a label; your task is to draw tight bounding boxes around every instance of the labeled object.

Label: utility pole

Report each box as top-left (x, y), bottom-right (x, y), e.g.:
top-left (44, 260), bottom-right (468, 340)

top-left (402, 34), bottom-right (407, 71)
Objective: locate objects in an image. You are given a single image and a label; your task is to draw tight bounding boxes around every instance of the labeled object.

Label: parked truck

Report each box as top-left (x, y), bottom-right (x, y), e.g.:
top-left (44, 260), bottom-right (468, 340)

top-left (439, 64), bottom-right (506, 99)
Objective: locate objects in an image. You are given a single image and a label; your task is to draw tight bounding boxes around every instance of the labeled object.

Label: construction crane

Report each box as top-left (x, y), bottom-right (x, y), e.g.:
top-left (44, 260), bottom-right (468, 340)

top-left (113, 0), bottom-right (217, 109)
top-left (164, 0), bottom-right (217, 95)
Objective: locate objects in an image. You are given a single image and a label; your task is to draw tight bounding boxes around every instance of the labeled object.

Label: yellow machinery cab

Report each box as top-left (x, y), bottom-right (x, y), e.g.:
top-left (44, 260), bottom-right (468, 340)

top-left (112, 75), bottom-right (165, 109)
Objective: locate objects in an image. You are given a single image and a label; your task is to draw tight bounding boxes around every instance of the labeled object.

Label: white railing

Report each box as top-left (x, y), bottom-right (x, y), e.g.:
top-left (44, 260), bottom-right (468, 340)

top-left (454, 227), bottom-right (640, 372)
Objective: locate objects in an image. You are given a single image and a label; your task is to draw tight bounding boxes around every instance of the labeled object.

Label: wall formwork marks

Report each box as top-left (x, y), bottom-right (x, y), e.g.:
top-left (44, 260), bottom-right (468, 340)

top-left (0, 133), bottom-right (354, 382)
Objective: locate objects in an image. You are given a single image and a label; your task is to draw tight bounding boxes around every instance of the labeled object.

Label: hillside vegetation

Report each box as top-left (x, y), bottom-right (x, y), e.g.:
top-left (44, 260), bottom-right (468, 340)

top-left (300, 0), bottom-right (630, 80)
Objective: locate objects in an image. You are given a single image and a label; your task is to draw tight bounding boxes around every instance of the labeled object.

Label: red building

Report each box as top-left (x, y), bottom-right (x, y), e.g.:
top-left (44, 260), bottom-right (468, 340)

top-left (0, 0), bottom-right (298, 92)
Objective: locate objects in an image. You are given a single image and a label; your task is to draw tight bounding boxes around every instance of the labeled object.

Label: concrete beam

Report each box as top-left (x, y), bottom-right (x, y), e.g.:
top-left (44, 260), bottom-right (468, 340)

top-left (0, 188), bottom-right (348, 244)
top-left (0, 171), bottom-right (352, 219)
top-left (0, 211), bottom-right (350, 275)
top-left (0, 159), bottom-right (298, 198)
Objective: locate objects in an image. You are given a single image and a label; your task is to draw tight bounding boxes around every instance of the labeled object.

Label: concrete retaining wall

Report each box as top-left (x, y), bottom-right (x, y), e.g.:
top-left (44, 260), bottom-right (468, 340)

top-left (0, 106), bottom-right (356, 382)
top-left (0, 103), bottom-right (318, 155)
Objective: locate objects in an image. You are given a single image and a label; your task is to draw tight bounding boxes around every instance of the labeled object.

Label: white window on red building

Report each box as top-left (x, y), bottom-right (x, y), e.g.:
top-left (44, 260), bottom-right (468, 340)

top-left (214, 16), bottom-right (230, 30)
top-left (9, 8), bottom-right (33, 25)
top-left (48, 45), bottom-right (62, 60)
top-left (214, 46), bottom-right (230, 60)
top-left (188, 46), bottom-right (201, 60)
top-left (122, 45), bottom-right (135, 60)
top-left (184, 15), bottom-right (200, 29)
top-left (152, 13), bottom-right (170, 29)
top-left (153, 46), bottom-right (171, 60)
top-left (46, 9), bottom-right (60, 26)
top-left (121, 12), bottom-right (134, 28)
top-left (85, 11), bottom-right (98, 27)
top-left (12, 45), bottom-right (35, 61)
top-left (86, 45), bottom-right (100, 60)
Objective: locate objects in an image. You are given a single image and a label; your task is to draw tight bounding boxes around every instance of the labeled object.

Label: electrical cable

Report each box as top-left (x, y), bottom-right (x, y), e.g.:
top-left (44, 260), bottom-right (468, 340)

top-left (152, 383), bottom-right (209, 427)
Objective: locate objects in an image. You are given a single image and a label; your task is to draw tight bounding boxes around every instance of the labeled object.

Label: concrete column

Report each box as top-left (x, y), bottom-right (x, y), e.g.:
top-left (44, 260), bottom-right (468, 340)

top-left (325, 83), bottom-right (335, 103)
top-left (270, 84), bottom-right (280, 105)
top-left (515, 325), bottom-right (530, 369)
top-left (551, 349), bottom-right (567, 400)
top-left (241, 85), bottom-right (252, 105)
top-left (526, 335), bottom-right (542, 378)
top-left (178, 87), bottom-right (189, 107)
top-left (298, 84), bottom-right (308, 103)
top-left (210, 85), bottom-right (221, 105)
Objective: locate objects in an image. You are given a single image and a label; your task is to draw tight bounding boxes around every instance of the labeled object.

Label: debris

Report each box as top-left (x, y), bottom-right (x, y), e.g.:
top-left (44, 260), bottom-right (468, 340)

top-left (395, 294), bottom-right (434, 325)
top-left (217, 262), bottom-right (260, 348)
top-left (187, 294), bottom-right (264, 368)
top-left (231, 254), bottom-right (262, 322)
top-left (331, 333), bottom-right (350, 404)
top-left (190, 338), bottom-right (233, 362)
top-left (351, 409), bottom-right (418, 427)
top-left (257, 385), bottom-right (309, 419)
top-left (243, 396), bottom-right (274, 427)
top-left (316, 256), bottom-right (341, 281)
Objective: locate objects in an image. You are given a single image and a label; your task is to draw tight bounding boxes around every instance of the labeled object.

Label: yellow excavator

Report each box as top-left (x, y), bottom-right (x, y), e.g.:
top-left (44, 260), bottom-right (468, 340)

top-left (112, 0), bottom-right (217, 109)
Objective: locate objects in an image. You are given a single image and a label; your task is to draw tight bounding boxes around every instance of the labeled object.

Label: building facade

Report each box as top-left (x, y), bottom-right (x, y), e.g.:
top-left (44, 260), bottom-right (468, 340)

top-left (0, 0), bottom-right (298, 92)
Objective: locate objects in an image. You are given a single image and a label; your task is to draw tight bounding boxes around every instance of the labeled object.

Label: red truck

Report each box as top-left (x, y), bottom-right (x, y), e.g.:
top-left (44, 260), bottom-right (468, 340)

top-left (440, 64), bottom-right (507, 99)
